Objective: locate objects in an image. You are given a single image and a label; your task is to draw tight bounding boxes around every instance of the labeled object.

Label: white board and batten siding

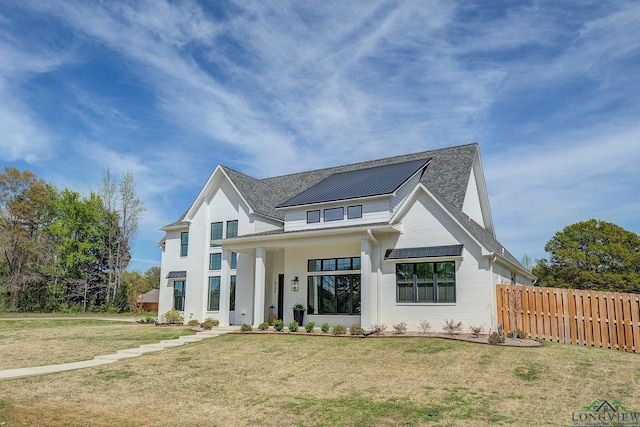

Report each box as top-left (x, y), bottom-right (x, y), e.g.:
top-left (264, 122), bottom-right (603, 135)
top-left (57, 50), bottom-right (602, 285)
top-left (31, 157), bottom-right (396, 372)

top-left (283, 198), bottom-right (392, 232)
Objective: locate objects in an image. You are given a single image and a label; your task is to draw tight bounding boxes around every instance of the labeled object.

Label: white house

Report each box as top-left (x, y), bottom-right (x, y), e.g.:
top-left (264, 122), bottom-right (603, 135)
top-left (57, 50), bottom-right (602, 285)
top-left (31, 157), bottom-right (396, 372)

top-left (157, 143), bottom-right (534, 330)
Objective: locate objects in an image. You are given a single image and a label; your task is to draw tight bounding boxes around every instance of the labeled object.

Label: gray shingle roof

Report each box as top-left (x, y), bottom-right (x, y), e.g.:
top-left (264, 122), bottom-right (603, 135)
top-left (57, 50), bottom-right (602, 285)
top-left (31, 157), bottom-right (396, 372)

top-left (277, 158), bottom-right (430, 208)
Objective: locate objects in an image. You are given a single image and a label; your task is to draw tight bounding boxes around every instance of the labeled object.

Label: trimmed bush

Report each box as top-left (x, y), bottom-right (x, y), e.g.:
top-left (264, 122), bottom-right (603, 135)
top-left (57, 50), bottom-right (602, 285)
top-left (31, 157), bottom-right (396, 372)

top-left (488, 332), bottom-right (505, 344)
top-left (240, 323), bottom-right (253, 332)
top-left (349, 324), bottom-right (365, 335)
top-left (331, 324), bottom-right (347, 335)
top-left (161, 309), bottom-right (184, 324)
top-left (273, 319), bottom-right (285, 331)
top-left (305, 321), bottom-right (315, 333)
top-left (288, 321), bottom-right (299, 332)
top-left (187, 319), bottom-right (200, 327)
top-left (258, 322), bottom-right (270, 331)
top-left (320, 322), bottom-right (330, 333)
top-left (508, 328), bottom-right (527, 339)
top-left (201, 318), bottom-right (219, 330)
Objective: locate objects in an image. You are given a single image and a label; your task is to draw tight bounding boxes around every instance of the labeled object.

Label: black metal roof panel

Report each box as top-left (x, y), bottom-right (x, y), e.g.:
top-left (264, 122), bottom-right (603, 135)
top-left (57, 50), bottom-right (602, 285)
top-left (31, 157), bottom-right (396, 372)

top-left (384, 245), bottom-right (464, 260)
top-left (166, 271), bottom-right (187, 279)
top-left (277, 158), bottom-right (430, 208)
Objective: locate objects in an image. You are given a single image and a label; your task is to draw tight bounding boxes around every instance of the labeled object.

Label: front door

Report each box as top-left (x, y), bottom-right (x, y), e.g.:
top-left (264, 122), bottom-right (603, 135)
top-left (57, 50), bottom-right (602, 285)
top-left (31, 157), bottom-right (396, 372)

top-left (277, 274), bottom-right (284, 320)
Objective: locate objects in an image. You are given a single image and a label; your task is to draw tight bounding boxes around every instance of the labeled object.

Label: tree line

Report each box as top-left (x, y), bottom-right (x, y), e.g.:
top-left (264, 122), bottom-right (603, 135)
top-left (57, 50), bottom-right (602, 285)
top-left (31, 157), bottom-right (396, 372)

top-left (528, 219), bottom-right (640, 293)
top-left (0, 166), bottom-right (155, 312)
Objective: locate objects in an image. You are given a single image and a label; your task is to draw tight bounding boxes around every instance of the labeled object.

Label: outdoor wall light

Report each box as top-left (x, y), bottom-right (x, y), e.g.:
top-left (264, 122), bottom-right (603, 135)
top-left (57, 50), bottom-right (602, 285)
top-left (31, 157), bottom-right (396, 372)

top-left (291, 276), bottom-right (299, 291)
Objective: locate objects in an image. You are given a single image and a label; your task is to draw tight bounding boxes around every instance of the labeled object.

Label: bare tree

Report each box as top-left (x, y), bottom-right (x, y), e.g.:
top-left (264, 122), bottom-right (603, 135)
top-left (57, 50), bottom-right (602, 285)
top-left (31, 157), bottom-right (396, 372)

top-left (115, 171), bottom-right (145, 293)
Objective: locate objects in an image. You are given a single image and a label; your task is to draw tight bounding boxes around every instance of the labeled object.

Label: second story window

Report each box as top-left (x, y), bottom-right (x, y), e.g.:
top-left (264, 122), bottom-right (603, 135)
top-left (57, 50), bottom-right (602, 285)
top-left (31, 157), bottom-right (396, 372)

top-left (180, 232), bottom-right (189, 257)
top-left (226, 220), bottom-right (238, 238)
top-left (324, 207), bottom-right (344, 221)
top-left (231, 252), bottom-right (237, 269)
top-left (347, 205), bottom-right (362, 219)
top-left (307, 210), bottom-right (320, 223)
top-left (211, 222), bottom-right (223, 247)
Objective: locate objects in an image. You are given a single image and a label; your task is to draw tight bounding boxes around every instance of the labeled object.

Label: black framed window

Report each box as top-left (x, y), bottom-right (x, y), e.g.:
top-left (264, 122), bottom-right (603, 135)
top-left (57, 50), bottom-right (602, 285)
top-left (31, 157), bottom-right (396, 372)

top-left (307, 275), bottom-right (361, 315)
top-left (211, 222), bottom-right (223, 247)
top-left (347, 205), bottom-right (362, 219)
top-left (180, 232), bottom-right (189, 257)
top-left (173, 280), bottom-right (186, 311)
top-left (209, 253), bottom-right (222, 270)
top-left (308, 257), bottom-right (361, 272)
top-left (226, 220), bottom-right (238, 238)
top-left (396, 261), bottom-right (455, 303)
top-left (324, 207), bottom-right (344, 221)
top-left (208, 277), bottom-right (220, 311)
top-left (307, 210), bottom-right (320, 223)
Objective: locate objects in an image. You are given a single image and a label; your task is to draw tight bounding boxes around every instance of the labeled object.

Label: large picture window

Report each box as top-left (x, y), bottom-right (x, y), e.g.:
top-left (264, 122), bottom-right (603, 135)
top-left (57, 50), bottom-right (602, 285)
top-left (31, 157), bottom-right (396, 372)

top-left (180, 232), bottom-right (189, 257)
top-left (173, 280), bottom-right (186, 311)
top-left (208, 276), bottom-right (220, 311)
top-left (396, 261), bottom-right (456, 303)
top-left (307, 275), bottom-right (361, 315)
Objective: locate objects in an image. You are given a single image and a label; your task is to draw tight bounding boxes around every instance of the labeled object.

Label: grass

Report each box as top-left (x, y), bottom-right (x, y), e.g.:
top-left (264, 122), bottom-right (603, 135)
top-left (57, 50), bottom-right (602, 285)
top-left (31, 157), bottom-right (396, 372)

top-left (0, 329), bottom-right (639, 426)
top-left (0, 319), bottom-right (194, 369)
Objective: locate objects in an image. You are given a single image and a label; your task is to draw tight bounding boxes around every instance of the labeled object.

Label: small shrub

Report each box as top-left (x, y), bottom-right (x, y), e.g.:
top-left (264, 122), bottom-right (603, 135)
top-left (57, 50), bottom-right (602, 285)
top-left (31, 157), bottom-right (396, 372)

top-left (468, 324), bottom-right (484, 338)
top-left (488, 332), bottom-right (505, 344)
top-left (332, 324), bottom-right (347, 335)
top-left (187, 319), bottom-right (200, 327)
top-left (240, 323), bottom-right (253, 332)
top-left (508, 328), bottom-right (527, 339)
top-left (443, 318), bottom-right (463, 335)
top-left (305, 321), bottom-right (315, 333)
top-left (349, 324), bottom-right (365, 335)
top-left (393, 322), bottom-right (408, 334)
top-left (292, 303), bottom-right (306, 312)
top-left (258, 322), bottom-right (270, 331)
top-left (320, 322), bottom-right (330, 333)
top-left (418, 320), bottom-right (431, 334)
top-left (288, 321), bottom-right (299, 332)
top-left (200, 318), bottom-right (219, 330)
top-left (273, 319), bottom-right (285, 331)
top-left (161, 309), bottom-right (184, 324)
top-left (371, 323), bottom-right (387, 334)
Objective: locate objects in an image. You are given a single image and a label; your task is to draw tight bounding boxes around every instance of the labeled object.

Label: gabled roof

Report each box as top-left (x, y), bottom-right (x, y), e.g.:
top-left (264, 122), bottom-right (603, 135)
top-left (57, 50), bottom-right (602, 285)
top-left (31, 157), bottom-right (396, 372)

top-left (277, 158), bottom-right (430, 208)
top-left (163, 143), bottom-right (478, 226)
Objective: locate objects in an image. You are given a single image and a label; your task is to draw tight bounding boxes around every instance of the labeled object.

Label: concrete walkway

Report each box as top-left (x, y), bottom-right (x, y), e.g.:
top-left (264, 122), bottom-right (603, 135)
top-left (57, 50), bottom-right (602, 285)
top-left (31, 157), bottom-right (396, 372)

top-left (0, 326), bottom-right (239, 381)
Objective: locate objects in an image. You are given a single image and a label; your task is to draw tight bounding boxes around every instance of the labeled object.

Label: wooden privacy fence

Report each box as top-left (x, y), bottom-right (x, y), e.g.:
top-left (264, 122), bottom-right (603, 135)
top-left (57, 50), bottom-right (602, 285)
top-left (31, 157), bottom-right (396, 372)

top-left (496, 284), bottom-right (640, 353)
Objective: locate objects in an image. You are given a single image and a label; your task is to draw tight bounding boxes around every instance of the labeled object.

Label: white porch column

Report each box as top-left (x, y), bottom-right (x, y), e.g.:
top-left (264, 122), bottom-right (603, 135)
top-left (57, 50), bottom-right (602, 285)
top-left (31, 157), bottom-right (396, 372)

top-left (219, 250), bottom-right (231, 327)
top-left (360, 238), bottom-right (373, 327)
top-left (253, 247), bottom-right (266, 327)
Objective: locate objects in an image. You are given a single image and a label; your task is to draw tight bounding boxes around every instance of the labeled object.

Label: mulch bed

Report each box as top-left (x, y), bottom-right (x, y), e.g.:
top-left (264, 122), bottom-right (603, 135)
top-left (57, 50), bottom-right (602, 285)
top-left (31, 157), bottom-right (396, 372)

top-left (227, 329), bottom-right (543, 347)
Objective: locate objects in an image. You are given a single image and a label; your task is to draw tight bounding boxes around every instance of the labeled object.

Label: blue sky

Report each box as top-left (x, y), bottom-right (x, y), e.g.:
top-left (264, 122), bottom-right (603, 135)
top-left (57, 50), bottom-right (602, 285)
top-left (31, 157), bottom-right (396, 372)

top-left (2, 1), bottom-right (639, 271)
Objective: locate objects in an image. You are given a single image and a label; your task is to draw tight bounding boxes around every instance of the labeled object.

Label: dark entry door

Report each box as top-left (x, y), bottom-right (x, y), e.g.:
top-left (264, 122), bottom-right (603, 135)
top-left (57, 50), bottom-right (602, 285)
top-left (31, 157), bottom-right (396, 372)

top-left (277, 274), bottom-right (284, 320)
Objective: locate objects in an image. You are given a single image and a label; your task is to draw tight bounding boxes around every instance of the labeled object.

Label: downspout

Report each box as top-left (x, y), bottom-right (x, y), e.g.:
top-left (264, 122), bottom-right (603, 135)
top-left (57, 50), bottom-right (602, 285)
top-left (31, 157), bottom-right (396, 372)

top-left (367, 229), bottom-right (382, 325)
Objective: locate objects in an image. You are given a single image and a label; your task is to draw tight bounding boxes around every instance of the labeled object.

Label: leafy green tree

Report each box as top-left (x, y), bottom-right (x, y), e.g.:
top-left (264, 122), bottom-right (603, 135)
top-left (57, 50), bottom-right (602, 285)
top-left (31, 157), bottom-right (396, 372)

top-left (0, 167), bottom-right (56, 310)
top-left (533, 219), bottom-right (640, 293)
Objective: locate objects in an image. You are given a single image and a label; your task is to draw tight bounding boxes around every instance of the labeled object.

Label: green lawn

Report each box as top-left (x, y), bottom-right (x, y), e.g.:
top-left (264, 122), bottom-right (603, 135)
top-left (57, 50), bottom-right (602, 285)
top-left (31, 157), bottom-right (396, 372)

top-left (0, 330), bottom-right (638, 426)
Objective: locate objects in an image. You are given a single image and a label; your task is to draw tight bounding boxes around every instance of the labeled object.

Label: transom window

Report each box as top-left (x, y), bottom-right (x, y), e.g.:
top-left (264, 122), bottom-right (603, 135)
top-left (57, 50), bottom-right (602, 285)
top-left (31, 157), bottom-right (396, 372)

top-left (324, 207), bottom-right (344, 221)
top-left (180, 232), bottom-right (189, 257)
top-left (173, 280), bottom-right (186, 311)
top-left (308, 257), bottom-right (361, 272)
top-left (396, 261), bottom-right (456, 303)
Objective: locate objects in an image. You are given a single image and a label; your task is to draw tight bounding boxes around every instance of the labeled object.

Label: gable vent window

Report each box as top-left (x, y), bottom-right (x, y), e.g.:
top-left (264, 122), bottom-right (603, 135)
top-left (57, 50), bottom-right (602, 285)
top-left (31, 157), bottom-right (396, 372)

top-left (324, 207), bottom-right (344, 221)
